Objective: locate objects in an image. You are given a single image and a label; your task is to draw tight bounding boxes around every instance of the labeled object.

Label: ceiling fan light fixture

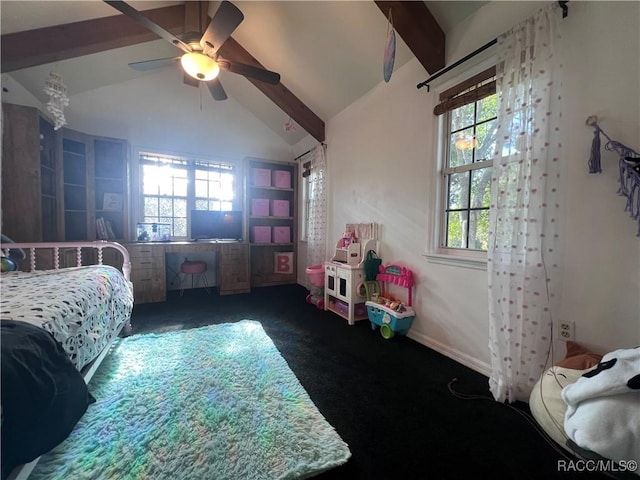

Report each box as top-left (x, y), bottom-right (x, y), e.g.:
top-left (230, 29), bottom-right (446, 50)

top-left (181, 52), bottom-right (220, 81)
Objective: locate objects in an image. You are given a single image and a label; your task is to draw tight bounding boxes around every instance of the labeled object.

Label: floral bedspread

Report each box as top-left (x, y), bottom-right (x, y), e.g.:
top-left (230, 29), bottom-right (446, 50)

top-left (0, 265), bottom-right (133, 370)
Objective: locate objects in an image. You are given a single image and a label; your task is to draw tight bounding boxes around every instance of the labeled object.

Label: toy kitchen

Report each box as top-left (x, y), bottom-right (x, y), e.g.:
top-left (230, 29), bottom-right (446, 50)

top-left (324, 223), bottom-right (379, 325)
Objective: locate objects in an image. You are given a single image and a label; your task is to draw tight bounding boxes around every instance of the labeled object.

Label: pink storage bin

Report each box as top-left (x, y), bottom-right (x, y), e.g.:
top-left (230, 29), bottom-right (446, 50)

top-left (272, 170), bottom-right (291, 189)
top-left (252, 168), bottom-right (271, 187)
top-left (335, 301), bottom-right (365, 317)
top-left (251, 198), bottom-right (270, 216)
top-left (305, 264), bottom-right (325, 287)
top-left (251, 226), bottom-right (272, 243)
top-left (270, 199), bottom-right (290, 217)
top-left (335, 299), bottom-right (349, 316)
top-left (272, 226), bottom-right (291, 243)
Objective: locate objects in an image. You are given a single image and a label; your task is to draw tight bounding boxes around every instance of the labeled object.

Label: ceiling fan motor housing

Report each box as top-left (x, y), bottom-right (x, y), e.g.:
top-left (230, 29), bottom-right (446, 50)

top-left (105, 1), bottom-right (279, 101)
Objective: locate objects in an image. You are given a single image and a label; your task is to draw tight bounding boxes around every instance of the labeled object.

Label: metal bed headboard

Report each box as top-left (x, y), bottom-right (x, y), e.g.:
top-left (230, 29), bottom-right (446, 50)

top-left (0, 240), bottom-right (131, 281)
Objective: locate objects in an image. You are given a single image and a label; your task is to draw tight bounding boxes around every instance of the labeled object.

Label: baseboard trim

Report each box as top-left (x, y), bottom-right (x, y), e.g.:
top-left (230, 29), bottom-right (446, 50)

top-left (296, 279), bottom-right (492, 378)
top-left (407, 330), bottom-right (491, 378)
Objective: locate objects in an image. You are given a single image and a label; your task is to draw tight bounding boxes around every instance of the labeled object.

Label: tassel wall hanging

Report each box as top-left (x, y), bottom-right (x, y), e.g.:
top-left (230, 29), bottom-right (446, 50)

top-left (586, 115), bottom-right (640, 235)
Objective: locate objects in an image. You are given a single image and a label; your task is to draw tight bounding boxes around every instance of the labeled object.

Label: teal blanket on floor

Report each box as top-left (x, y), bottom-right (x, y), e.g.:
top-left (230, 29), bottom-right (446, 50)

top-left (31, 320), bottom-right (351, 480)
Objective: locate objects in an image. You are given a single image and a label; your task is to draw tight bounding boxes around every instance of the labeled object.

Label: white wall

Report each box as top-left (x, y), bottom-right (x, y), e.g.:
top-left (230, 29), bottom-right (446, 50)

top-left (64, 73), bottom-right (293, 162)
top-left (2, 69), bottom-right (293, 164)
top-left (554, 2), bottom-right (640, 353)
top-left (321, 1), bottom-right (640, 374)
top-left (1, 74), bottom-right (43, 111)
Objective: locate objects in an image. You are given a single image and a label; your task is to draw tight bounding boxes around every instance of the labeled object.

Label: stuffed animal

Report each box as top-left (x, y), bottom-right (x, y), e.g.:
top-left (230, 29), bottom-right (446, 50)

top-left (562, 347), bottom-right (640, 465)
top-left (0, 256), bottom-right (17, 272)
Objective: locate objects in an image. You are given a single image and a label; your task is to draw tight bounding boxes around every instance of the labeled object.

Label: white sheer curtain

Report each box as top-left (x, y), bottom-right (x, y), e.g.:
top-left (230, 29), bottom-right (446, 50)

top-left (488, 5), bottom-right (563, 403)
top-left (306, 144), bottom-right (327, 268)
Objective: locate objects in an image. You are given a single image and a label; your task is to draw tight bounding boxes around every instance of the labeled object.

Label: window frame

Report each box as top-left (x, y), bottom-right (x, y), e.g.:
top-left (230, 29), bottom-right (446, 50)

top-left (425, 60), bottom-right (497, 269)
top-left (439, 102), bottom-right (495, 253)
top-left (300, 169), bottom-right (310, 242)
top-left (132, 148), bottom-right (241, 240)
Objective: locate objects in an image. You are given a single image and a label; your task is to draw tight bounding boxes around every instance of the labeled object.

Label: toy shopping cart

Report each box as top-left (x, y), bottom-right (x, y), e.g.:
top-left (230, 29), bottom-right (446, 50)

top-left (365, 265), bottom-right (416, 339)
top-left (305, 264), bottom-right (325, 309)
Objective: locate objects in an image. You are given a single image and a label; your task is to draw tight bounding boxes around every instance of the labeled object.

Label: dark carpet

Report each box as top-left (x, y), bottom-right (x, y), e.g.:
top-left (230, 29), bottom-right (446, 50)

top-left (129, 284), bottom-right (608, 480)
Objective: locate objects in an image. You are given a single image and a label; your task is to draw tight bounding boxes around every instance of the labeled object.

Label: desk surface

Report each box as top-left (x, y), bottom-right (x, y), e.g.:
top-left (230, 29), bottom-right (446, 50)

top-left (128, 240), bottom-right (247, 246)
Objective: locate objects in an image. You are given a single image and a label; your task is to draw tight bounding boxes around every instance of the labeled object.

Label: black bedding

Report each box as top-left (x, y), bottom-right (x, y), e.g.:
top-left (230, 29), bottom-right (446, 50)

top-left (1, 320), bottom-right (95, 479)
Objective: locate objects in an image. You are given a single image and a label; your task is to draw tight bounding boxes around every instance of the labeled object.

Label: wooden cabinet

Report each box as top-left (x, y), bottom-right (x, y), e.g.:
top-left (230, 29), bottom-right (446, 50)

top-left (40, 116), bottom-right (58, 241)
top-left (218, 243), bottom-right (250, 295)
top-left (126, 241), bottom-right (250, 304)
top-left (165, 242), bottom-right (250, 296)
top-left (94, 138), bottom-right (127, 240)
top-left (59, 130), bottom-right (89, 241)
top-left (245, 157), bottom-right (298, 287)
top-left (127, 244), bottom-right (166, 304)
top-left (2, 103), bottom-right (44, 242)
top-left (0, 104), bottom-right (128, 247)
top-left (56, 128), bottom-right (128, 242)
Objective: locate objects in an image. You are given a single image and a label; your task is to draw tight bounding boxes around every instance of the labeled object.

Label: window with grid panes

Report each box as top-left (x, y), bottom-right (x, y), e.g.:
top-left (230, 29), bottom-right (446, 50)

top-left (436, 67), bottom-right (497, 252)
top-left (139, 152), bottom-right (238, 238)
top-left (194, 161), bottom-right (235, 211)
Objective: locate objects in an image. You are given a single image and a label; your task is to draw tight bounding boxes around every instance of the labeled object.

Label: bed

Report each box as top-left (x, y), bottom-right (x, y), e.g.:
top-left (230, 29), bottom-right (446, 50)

top-left (529, 343), bottom-right (640, 478)
top-left (0, 241), bottom-right (134, 480)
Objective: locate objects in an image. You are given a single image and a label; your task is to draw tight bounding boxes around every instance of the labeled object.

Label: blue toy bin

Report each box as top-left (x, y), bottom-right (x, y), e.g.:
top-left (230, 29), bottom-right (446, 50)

top-left (366, 301), bottom-right (416, 339)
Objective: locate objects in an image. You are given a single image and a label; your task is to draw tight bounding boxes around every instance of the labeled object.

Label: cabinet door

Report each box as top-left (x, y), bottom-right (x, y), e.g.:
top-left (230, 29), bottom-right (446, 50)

top-left (94, 138), bottom-right (128, 240)
top-left (57, 129), bottom-right (128, 242)
top-left (40, 116), bottom-right (58, 241)
top-left (127, 244), bottom-right (166, 303)
top-left (219, 244), bottom-right (250, 294)
top-left (1, 103), bottom-right (42, 242)
top-left (100, 248), bottom-right (125, 272)
top-left (130, 268), bottom-right (166, 303)
top-left (62, 138), bottom-right (89, 240)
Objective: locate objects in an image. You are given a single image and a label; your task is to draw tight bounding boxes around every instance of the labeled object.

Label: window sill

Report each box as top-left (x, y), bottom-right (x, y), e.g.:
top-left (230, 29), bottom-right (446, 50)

top-left (423, 252), bottom-right (487, 271)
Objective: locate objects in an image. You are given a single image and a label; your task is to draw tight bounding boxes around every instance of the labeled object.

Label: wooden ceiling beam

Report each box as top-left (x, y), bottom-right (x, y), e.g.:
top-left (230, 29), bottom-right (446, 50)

top-left (0, 5), bottom-right (186, 73)
top-left (1, 3), bottom-right (325, 142)
top-left (374, 0), bottom-right (445, 74)
top-left (183, 1), bottom-right (209, 34)
top-left (218, 37), bottom-right (325, 143)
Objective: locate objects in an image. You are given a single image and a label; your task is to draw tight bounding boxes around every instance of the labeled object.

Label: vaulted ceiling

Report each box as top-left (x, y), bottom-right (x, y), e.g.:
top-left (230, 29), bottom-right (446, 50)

top-left (1, 1), bottom-right (486, 145)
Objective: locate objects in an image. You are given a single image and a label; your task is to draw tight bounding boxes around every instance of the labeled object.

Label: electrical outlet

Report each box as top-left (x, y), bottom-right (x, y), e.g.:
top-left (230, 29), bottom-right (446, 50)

top-left (558, 321), bottom-right (575, 341)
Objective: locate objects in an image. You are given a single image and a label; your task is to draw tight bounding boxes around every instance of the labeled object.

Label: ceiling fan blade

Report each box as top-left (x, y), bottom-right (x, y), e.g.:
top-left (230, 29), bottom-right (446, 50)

top-left (129, 57), bottom-right (179, 71)
top-left (207, 78), bottom-right (228, 101)
top-left (200, 1), bottom-right (244, 55)
top-left (218, 60), bottom-right (280, 85)
top-left (103, 1), bottom-right (192, 53)
top-left (183, 72), bottom-right (200, 88)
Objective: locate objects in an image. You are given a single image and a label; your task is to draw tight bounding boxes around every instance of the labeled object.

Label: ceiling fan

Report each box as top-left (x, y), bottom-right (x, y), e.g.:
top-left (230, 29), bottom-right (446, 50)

top-left (103, 1), bottom-right (281, 101)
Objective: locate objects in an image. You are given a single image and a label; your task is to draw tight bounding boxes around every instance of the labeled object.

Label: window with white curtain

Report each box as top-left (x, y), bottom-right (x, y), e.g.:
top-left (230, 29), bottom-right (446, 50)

top-left (435, 67), bottom-right (497, 255)
top-left (139, 152), bottom-right (238, 238)
top-left (300, 170), bottom-right (310, 242)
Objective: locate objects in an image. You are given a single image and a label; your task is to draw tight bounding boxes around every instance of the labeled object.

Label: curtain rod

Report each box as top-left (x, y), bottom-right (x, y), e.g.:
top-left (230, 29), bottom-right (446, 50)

top-left (416, 1), bottom-right (569, 92)
top-left (294, 142), bottom-right (326, 162)
top-left (416, 38), bottom-right (497, 92)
